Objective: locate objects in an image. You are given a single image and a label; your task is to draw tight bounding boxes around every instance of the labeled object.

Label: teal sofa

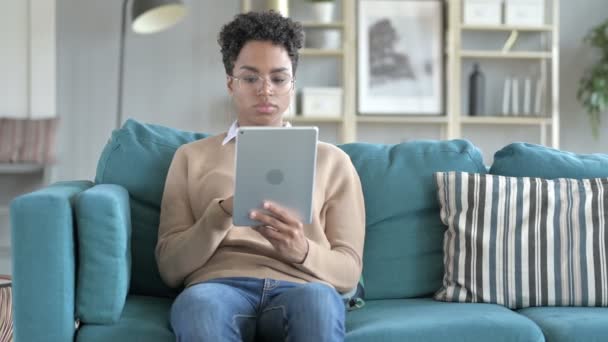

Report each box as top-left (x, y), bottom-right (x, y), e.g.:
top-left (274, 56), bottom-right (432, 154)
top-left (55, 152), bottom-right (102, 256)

top-left (10, 120), bottom-right (608, 342)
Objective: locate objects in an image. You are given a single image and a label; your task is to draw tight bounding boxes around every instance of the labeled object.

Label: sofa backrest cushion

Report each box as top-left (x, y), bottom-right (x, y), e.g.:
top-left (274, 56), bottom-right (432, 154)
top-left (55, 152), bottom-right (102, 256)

top-left (95, 119), bottom-right (208, 297)
top-left (338, 140), bottom-right (486, 300)
top-left (490, 142), bottom-right (608, 179)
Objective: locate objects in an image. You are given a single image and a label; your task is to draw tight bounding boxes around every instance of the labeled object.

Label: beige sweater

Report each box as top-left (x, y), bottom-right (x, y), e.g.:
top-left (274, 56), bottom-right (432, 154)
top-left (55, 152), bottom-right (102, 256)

top-left (155, 133), bottom-right (365, 293)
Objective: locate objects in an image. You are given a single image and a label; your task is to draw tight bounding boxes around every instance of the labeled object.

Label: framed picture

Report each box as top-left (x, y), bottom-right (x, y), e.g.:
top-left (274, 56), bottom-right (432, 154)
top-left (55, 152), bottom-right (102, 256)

top-left (358, 0), bottom-right (443, 115)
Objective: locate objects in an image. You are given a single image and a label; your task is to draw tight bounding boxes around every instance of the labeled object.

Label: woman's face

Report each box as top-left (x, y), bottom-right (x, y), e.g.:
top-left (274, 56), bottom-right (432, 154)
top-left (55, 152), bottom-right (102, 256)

top-left (227, 40), bottom-right (294, 127)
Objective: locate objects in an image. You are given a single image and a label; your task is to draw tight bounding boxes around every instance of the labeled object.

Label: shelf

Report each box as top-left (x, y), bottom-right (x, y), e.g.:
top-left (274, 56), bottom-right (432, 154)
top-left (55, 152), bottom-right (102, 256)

top-left (357, 115), bottom-right (448, 124)
top-left (460, 50), bottom-right (552, 59)
top-left (287, 116), bottom-right (343, 123)
top-left (461, 24), bottom-right (553, 32)
top-left (460, 116), bottom-right (552, 125)
top-left (301, 21), bottom-right (344, 29)
top-left (0, 163), bottom-right (45, 174)
top-left (300, 48), bottom-right (344, 57)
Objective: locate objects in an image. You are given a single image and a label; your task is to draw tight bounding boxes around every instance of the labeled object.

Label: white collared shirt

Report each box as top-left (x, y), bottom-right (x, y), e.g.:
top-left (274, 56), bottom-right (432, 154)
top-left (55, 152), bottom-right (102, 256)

top-left (222, 120), bottom-right (292, 145)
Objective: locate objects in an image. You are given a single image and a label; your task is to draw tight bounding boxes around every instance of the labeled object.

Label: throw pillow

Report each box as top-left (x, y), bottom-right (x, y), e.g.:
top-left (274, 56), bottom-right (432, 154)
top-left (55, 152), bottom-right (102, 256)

top-left (434, 171), bottom-right (608, 309)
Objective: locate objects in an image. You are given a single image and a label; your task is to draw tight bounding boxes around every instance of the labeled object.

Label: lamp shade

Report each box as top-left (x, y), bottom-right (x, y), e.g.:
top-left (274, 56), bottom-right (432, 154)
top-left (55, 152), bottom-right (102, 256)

top-left (131, 0), bottom-right (186, 34)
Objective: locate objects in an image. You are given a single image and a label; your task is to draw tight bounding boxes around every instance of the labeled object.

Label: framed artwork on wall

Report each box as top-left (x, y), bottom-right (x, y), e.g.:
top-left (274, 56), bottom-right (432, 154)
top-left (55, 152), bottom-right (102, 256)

top-left (357, 0), bottom-right (444, 115)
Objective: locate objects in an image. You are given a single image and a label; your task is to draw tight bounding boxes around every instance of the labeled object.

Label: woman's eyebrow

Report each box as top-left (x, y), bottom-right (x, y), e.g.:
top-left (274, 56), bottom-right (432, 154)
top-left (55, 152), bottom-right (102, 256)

top-left (238, 66), bottom-right (290, 74)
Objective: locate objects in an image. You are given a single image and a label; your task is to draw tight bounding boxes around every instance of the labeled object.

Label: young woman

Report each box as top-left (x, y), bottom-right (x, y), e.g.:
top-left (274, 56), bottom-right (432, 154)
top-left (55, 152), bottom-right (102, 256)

top-left (155, 11), bottom-right (365, 342)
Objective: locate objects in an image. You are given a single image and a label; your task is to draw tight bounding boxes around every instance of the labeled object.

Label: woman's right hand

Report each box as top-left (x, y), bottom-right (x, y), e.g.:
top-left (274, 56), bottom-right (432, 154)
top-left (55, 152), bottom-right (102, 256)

top-left (219, 196), bottom-right (234, 216)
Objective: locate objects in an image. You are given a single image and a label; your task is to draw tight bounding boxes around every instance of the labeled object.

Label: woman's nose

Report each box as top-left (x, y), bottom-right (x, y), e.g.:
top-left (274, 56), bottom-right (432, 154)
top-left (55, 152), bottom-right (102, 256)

top-left (257, 78), bottom-right (274, 95)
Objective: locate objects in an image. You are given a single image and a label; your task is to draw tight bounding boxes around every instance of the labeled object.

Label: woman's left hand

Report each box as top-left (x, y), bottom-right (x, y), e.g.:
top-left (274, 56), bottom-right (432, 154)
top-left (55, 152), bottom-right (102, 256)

top-left (250, 201), bottom-right (309, 264)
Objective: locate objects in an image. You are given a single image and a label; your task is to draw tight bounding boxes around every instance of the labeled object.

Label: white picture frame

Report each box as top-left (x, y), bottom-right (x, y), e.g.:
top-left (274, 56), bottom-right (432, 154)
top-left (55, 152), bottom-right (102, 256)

top-left (358, 0), bottom-right (443, 115)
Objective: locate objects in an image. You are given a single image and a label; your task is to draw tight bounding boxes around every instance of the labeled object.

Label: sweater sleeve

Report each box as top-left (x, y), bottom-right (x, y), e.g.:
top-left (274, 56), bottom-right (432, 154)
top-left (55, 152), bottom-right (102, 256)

top-left (155, 146), bottom-right (232, 288)
top-left (295, 154), bottom-right (365, 292)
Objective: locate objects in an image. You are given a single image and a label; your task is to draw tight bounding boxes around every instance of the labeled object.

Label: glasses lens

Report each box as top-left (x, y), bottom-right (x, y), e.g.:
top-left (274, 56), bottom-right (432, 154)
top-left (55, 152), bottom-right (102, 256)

top-left (236, 74), bottom-right (293, 95)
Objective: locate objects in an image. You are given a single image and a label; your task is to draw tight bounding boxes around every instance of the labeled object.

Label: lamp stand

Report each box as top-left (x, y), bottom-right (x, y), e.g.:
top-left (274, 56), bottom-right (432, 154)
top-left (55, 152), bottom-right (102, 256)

top-left (116, 0), bottom-right (130, 130)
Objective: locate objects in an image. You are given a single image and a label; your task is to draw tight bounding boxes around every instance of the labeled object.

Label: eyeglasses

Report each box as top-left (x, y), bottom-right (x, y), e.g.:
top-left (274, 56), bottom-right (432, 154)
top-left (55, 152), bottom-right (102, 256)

top-left (229, 73), bottom-right (295, 95)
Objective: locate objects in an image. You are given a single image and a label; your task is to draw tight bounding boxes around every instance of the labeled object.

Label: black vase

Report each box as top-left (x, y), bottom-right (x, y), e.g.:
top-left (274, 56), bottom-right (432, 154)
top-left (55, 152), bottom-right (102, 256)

top-left (468, 63), bottom-right (485, 116)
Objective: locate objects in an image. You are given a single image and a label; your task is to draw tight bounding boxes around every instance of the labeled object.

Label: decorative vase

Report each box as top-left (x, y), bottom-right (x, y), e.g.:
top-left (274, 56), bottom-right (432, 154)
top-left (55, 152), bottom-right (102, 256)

top-left (468, 63), bottom-right (485, 116)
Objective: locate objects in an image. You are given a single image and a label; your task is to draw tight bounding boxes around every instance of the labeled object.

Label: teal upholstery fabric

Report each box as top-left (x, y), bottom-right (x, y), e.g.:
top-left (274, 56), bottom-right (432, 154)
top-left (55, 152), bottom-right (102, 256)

top-left (75, 184), bottom-right (132, 324)
top-left (490, 142), bottom-right (608, 179)
top-left (518, 307), bottom-right (608, 342)
top-left (95, 119), bottom-right (209, 297)
top-left (339, 140), bottom-right (486, 300)
top-left (346, 298), bottom-right (544, 342)
top-left (76, 297), bottom-right (546, 342)
top-left (10, 181), bottom-right (94, 342)
top-left (76, 296), bottom-right (174, 342)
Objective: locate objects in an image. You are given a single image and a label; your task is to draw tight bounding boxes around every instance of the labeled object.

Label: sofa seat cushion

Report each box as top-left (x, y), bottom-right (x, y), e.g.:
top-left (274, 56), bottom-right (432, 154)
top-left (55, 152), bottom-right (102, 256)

top-left (518, 306), bottom-right (608, 342)
top-left (76, 296), bottom-right (174, 342)
top-left (346, 298), bottom-right (544, 342)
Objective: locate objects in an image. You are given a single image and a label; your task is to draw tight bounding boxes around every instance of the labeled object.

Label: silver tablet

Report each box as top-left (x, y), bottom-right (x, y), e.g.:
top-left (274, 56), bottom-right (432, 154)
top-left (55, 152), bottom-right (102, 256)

top-left (233, 126), bottom-right (318, 227)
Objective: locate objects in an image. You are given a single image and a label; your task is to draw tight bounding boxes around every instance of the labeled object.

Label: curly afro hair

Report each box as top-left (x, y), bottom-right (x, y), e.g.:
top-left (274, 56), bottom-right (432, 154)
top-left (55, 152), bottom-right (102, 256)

top-left (218, 11), bottom-right (304, 76)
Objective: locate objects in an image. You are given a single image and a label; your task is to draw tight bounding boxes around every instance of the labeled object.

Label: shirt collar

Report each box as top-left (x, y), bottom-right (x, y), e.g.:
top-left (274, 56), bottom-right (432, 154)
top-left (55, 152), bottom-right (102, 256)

top-left (222, 120), bottom-right (292, 145)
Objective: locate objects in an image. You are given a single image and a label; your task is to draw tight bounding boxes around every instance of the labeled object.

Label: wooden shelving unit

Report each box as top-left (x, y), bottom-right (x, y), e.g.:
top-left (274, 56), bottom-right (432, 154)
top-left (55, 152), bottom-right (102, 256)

top-left (0, 163), bottom-right (45, 174)
top-left (461, 24), bottom-right (554, 32)
top-left (460, 50), bottom-right (553, 59)
top-left (300, 21), bottom-right (344, 29)
top-left (460, 116), bottom-right (552, 125)
top-left (300, 48), bottom-right (344, 57)
top-left (240, 0), bottom-right (559, 148)
top-left (287, 116), bottom-right (343, 123)
top-left (447, 0), bottom-right (560, 149)
top-left (357, 116), bottom-right (448, 124)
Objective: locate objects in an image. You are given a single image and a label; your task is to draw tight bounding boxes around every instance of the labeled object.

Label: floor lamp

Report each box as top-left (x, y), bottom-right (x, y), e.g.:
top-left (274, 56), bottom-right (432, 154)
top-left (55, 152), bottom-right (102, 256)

top-left (116, 0), bottom-right (187, 129)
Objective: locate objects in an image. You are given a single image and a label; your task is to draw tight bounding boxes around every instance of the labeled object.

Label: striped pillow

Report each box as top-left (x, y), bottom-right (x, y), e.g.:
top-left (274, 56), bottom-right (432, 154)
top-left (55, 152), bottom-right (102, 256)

top-left (434, 171), bottom-right (608, 309)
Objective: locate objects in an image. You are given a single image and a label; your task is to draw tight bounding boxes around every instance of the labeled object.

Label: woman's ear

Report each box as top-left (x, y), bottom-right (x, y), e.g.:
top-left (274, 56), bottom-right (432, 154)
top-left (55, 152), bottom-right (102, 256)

top-left (226, 76), bottom-right (234, 95)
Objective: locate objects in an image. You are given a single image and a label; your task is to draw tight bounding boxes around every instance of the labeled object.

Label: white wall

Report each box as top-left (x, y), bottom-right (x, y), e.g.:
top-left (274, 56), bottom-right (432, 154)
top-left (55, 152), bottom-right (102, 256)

top-left (558, 0), bottom-right (608, 153)
top-left (0, 0), bottom-right (56, 271)
top-left (54, 0), bottom-right (608, 182)
top-left (0, 0), bottom-right (56, 118)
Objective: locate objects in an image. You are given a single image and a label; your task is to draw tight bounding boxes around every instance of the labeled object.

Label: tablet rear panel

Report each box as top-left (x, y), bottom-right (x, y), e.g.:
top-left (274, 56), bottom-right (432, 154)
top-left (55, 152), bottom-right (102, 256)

top-left (233, 126), bottom-right (318, 227)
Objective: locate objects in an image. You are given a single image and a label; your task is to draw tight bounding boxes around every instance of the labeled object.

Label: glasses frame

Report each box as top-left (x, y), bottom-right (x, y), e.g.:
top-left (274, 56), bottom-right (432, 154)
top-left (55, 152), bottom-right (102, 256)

top-left (229, 73), bottom-right (296, 95)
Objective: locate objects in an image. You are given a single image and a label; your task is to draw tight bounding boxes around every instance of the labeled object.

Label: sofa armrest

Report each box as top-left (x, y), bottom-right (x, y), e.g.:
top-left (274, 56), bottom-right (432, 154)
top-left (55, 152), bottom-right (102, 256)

top-left (10, 181), bottom-right (93, 342)
top-left (75, 184), bottom-right (131, 324)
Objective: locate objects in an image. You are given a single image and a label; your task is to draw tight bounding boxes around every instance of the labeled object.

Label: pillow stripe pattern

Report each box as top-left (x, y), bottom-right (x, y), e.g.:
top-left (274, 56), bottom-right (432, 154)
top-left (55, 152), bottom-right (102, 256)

top-left (435, 171), bottom-right (608, 309)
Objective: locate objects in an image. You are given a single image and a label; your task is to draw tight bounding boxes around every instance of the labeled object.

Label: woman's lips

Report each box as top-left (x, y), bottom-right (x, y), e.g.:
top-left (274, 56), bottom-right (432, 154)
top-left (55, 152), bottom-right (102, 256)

top-left (255, 104), bottom-right (276, 113)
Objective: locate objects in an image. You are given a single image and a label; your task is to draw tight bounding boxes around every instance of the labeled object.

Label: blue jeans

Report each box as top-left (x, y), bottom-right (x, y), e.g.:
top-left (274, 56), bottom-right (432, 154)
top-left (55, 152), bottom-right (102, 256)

top-left (170, 277), bottom-right (345, 342)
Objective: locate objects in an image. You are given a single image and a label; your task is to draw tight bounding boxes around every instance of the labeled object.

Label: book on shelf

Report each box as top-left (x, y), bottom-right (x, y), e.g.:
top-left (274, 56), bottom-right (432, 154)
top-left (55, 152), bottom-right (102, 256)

top-left (511, 78), bottom-right (520, 115)
top-left (502, 77), bottom-right (512, 116)
top-left (534, 78), bottom-right (545, 115)
top-left (523, 78), bottom-right (532, 115)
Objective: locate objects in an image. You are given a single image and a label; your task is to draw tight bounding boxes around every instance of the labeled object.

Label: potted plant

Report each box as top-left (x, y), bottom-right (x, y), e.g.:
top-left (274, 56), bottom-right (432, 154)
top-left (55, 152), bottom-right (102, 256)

top-left (577, 18), bottom-right (608, 138)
